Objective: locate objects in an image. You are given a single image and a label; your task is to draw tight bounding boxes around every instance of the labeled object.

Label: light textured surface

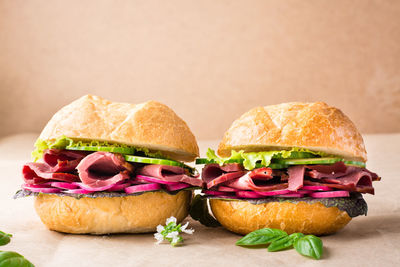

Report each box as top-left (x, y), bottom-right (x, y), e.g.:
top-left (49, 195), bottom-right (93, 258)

top-left (1, 1), bottom-right (400, 140)
top-left (0, 133), bottom-right (399, 266)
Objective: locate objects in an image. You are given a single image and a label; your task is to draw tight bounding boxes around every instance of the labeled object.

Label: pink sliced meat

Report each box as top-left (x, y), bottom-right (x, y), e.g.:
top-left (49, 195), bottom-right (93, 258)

top-left (249, 167), bottom-right (273, 180)
top-left (201, 163), bottom-right (244, 184)
top-left (287, 165), bottom-right (305, 191)
top-left (225, 173), bottom-right (288, 191)
top-left (43, 149), bottom-right (89, 167)
top-left (307, 161), bottom-right (347, 175)
top-left (22, 149), bottom-right (89, 183)
top-left (206, 171), bottom-right (247, 189)
top-left (137, 164), bottom-right (203, 187)
top-left (322, 169), bottom-right (373, 187)
top-left (23, 164), bottom-right (80, 184)
top-left (303, 180), bottom-right (374, 194)
top-left (77, 152), bottom-right (133, 188)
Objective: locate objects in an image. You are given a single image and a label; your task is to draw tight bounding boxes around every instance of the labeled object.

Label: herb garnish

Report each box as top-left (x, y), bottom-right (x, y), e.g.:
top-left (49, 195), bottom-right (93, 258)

top-left (236, 228), bottom-right (323, 260)
top-left (154, 217), bottom-right (194, 246)
top-left (0, 251), bottom-right (35, 267)
top-left (0, 230), bottom-right (35, 266)
top-left (0, 231), bottom-right (12, 246)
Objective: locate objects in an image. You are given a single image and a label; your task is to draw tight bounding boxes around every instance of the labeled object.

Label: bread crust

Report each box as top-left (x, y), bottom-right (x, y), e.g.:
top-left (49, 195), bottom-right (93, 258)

top-left (34, 191), bottom-right (191, 234)
top-left (39, 95), bottom-right (199, 161)
top-left (218, 102), bottom-right (367, 162)
top-left (210, 199), bottom-right (351, 235)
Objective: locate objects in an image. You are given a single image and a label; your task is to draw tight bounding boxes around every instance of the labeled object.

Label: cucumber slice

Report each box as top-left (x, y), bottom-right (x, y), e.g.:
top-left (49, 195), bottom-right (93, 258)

top-left (67, 145), bottom-right (135, 154)
top-left (124, 155), bottom-right (185, 168)
top-left (273, 157), bottom-right (366, 168)
top-left (343, 160), bottom-right (366, 168)
top-left (273, 157), bottom-right (341, 165)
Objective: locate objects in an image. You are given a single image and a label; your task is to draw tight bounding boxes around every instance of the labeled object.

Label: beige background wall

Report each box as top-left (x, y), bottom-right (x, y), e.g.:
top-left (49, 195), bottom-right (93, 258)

top-left (0, 0), bottom-right (399, 140)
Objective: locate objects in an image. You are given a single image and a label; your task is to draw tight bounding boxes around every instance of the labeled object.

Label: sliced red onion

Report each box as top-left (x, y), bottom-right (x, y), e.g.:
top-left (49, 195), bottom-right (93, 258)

top-left (136, 175), bottom-right (178, 185)
top-left (256, 189), bottom-right (291, 196)
top-left (22, 182), bottom-right (53, 188)
top-left (22, 184), bottom-right (61, 193)
top-left (309, 190), bottom-right (350, 198)
top-left (302, 185), bottom-right (333, 191)
top-left (125, 183), bottom-right (161, 194)
top-left (164, 183), bottom-right (191, 191)
top-left (296, 189), bottom-right (313, 194)
top-left (236, 191), bottom-right (262, 199)
top-left (51, 182), bottom-right (79, 190)
top-left (73, 182), bottom-right (115, 192)
top-left (218, 186), bottom-right (239, 192)
top-left (63, 189), bottom-right (95, 194)
top-left (107, 183), bottom-right (131, 192)
top-left (204, 190), bottom-right (234, 196)
top-left (278, 193), bottom-right (306, 198)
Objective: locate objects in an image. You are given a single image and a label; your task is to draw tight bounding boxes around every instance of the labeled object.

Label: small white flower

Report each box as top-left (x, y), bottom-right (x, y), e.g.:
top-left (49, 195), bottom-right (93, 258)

top-left (156, 224), bottom-right (164, 233)
top-left (154, 232), bottom-right (164, 244)
top-left (166, 216), bottom-right (177, 225)
top-left (166, 231), bottom-right (180, 244)
top-left (180, 222), bottom-right (194, 234)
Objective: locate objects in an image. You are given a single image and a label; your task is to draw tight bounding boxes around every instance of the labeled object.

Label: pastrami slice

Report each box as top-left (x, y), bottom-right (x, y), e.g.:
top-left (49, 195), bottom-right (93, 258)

top-left (76, 152), bottom-right (133, 188)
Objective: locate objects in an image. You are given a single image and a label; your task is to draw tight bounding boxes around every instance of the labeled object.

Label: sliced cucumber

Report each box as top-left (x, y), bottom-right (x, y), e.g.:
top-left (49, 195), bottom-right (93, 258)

top-left (125, 155), bottom-right (184, 167)
top-left (273, 157), bottom-right (366, 168)
top-left (273, 157), bottom-right (341, 165)
top-left (342, 160), bottom-right (366, 168)
top-left (67, 145), bottom-right (135, 154)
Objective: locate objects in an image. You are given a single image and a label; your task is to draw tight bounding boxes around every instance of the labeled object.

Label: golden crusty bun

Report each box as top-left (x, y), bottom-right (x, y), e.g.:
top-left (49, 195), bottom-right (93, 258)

top-left (35, 191), bottom-right (191, 234)
top-left (218, 102), bottom-right (366, 162)
top-left (210, 199), bottom-right (351, 235)
top-left (39, 94), bottom-right (199, 162)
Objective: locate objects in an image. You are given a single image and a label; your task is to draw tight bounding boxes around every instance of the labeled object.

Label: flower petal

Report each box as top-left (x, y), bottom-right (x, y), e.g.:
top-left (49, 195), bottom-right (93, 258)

top-left (166, 216), bottom-right (177, 225)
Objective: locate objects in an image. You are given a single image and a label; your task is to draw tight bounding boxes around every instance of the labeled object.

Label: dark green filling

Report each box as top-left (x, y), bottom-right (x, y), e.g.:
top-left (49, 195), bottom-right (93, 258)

top-left (13, 187), bottom-right (198, 200)
top-left (206, 193), bottom-right (368, 218)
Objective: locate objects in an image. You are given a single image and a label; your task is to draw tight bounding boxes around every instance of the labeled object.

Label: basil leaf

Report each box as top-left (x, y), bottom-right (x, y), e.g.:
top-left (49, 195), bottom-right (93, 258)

top-left (236, 228), bottom-right (287, 246)
top-left (0, 232), bottom-right (12, 246)
top-left (267, 236), bottom-right (293, 252)
top-left (294, 235), bottom-right (323, 260)
top-left (189, 195), bottom-right (221, 227)
top-left (0, 251), bottom-right (35, 267)
top-left (289, 233), bottom-right (305, 242)
top-left (267, 233), bottom-right (305, 252)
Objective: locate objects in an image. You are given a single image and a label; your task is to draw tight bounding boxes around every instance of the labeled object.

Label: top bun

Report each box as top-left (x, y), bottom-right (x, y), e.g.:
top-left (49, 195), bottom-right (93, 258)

top-left (39, 95), bottom-right (199, 161)
top-left (218, 102), bottom-right (367, 162)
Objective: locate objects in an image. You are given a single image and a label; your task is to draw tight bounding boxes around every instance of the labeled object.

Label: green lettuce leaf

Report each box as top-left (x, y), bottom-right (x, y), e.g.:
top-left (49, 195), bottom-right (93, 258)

top-left (206, 148), bottom-right (328, 170)
top-left (32, 135), bottom-right (164, 161)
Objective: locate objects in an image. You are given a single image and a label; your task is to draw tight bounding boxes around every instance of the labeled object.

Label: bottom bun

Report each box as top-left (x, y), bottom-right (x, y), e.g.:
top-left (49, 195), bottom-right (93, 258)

top-left (210, 199), bottom-right (351, 235)
top-left (34, 191), bottom-right (191, 234)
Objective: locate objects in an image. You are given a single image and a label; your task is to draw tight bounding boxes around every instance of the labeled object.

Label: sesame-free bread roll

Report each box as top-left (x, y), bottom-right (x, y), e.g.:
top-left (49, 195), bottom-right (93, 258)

top-left (210, 199), bottom-right (351, 235)
top-left (39, 95), bottom-right (199, 161)
top-left (35, 191), bottom-right (191, 234)
top-left (218, 102), bottom-right (366, 162)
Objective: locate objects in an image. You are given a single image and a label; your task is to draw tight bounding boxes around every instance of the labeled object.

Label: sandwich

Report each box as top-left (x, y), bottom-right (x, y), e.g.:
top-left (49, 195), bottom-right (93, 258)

top-left (196, 102), bottom-right (380, 235)
top-left (15, 95), bottom-right (202, 234)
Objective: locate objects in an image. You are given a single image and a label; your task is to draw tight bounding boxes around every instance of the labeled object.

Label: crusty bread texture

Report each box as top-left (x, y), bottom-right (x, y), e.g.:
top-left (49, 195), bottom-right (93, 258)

top-left (210, 199), bottom-right (351, 235)
top-left (34, 191), bottom-right (191, 234)
top-left (39, 95), bottom-right (199, 161)
top-left (218, 102), bottom-right (367, 162)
